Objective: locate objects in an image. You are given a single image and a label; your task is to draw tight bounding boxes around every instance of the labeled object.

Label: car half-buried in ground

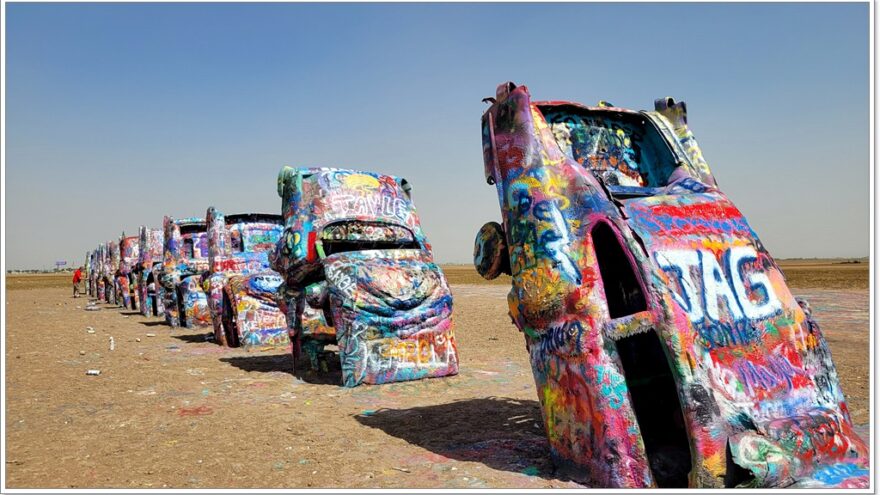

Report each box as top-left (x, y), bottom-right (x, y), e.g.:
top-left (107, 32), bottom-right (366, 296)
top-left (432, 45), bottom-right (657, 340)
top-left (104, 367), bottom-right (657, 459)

top-left (135, 225), bottom-right (165, 317)
top-left (160, 216), bottom-right (211, 328)
top-left (272, 166), bottom-right (459, 387)
top-left (117, 233), bottom-right (140, 310)
top-left (204, 208), bottom-right (287, 348)
top-left (473, 82), bottom-right (868, 488)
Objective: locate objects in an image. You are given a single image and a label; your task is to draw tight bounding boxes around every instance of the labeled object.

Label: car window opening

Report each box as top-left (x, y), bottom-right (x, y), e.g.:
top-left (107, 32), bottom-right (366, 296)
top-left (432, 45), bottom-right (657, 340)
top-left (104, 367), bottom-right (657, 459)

top-left (592, 222), bottom-right (647, 318)
top-left (179, 224), bottom-right (205, 236)
top-left (538, 105), bottom-right (679, 188)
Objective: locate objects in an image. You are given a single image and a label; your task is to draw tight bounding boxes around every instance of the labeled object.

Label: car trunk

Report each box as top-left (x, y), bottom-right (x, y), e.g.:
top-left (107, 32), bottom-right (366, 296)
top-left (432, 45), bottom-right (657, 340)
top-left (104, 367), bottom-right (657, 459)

top-left (321, 249), bottom-right (457, 387)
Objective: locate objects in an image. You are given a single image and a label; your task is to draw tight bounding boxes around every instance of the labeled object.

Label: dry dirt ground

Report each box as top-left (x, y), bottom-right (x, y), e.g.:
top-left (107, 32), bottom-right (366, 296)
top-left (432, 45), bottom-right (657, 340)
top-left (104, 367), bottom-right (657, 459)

top-left (4, 264), bottom-right (870, 488)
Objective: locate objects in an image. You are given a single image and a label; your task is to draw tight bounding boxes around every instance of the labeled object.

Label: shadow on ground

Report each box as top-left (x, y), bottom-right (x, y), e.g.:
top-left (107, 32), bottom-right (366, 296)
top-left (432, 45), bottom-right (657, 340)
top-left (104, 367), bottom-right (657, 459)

top-left (119, 311), bottom-right (140, 316)
top-left (139, 320), bottom-right (168, 327)
top-left (172, 332), bottom-right (213, 343)
top-left (355, 397), bottom-right (559, 480)
top-left (219, 353), bottom-right (342, 385)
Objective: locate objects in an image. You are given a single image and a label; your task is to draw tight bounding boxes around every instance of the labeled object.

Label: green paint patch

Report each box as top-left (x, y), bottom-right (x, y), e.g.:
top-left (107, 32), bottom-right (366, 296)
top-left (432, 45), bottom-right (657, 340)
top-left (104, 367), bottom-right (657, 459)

top-left (523, 325), bottom-right (539, 339)
top-left (521, 466), bottom-right (540, 476)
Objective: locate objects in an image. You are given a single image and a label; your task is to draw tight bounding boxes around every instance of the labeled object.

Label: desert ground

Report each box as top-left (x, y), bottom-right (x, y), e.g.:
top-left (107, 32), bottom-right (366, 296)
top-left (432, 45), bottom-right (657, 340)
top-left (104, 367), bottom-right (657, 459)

top-left (4, 261), bottom-right (870, 488)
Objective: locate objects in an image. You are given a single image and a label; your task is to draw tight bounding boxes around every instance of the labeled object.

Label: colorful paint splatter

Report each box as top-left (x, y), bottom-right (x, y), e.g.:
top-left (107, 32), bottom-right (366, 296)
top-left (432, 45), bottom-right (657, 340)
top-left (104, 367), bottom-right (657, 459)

top-left (272, 167), bottom-right (459, 387)
top-left (473, 82), bottom-right (867, 488)
top-left (204, 208), bottom-right (288, 348)
top-left (135, 226), bottom-right (165, 317)
top-left (160, 216), bottom-right (211, 328)
top-left (117, 234), bottom-right (140, 310)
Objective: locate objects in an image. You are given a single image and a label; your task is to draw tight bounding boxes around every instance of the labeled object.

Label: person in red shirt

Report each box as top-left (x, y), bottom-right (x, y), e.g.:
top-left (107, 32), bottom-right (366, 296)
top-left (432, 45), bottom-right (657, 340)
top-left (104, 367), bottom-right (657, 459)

top-left (72, 267), bottom-right (83, 298)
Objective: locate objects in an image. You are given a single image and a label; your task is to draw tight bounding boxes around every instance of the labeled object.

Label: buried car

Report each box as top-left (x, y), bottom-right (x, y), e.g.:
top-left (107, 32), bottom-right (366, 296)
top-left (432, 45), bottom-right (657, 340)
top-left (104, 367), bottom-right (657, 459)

top-left (472, 82), bottom-right (868, 488)
top-left (272, 166), bottom-right (458, 387)
top-left (85, 250), bottom-right (95, 297)
top-left (93, 244), bottom-right (108, 301)
top-left (204, 208), bottom-right (287, 348)
top-left (83, 251), bottom-right (91, 297)
top-left (117, 233), bottom-right (140, 310)
top-left (160, 216), bottom-right (211, 328)
top-left (102, 240), bottom-right (120, 305)
top-left (135, 226), bottom-right (165, 317)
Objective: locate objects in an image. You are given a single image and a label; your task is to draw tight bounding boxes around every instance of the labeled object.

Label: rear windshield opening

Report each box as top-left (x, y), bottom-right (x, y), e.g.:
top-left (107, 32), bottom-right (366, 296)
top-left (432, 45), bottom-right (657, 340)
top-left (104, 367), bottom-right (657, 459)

top-left (320, 221), bottom-right (419, 256)
top-left (539, 105), bottom-right (679, 188)
top-left (225, 213), bottom-right (282, 226)
top-left (179, 224), bottom-right (206, 236)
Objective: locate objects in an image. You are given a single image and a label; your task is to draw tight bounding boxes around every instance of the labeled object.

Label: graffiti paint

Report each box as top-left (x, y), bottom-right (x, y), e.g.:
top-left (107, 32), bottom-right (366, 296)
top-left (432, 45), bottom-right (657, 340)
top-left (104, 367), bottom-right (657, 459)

top-left (161, 216), bottom-right (210, 328)
top-left (135, 226), bottom-right (166, 317)
top-left (117, 234), bottom-right (140, 310)
top-left (204, 207), bottom-right (287, 348)
top-left (272, 167), bottom-right (458, 387)
top-left (473, 82), bottom-right (867, 488)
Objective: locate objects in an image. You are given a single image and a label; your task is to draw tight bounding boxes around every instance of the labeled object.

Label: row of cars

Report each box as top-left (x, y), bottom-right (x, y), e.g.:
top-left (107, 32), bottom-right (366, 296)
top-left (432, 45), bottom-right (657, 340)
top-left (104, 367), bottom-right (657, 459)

top-left (84, 167), bottom-right (459, 388)
top-left (80, 82), bottom-right (866, 487)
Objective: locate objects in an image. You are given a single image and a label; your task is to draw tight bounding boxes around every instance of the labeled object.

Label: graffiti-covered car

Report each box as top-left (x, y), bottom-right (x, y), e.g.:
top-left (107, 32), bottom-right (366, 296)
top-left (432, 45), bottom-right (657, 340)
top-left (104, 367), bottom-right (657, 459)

top-left (85, 250), bottom-right (95, 297)
top-left (101, 241), bottom-right (120, 305)
top-left (204, 208), bottom-right (287, 348)
top-left (160, 216), bottom-right (210, 328)
top-left (135, 226), bottom-right (165, 317)
top-left (117, 233), bottom-right (140, 310)
top-left (83, 251), bottom-right (89, 296)
top-left (272, 167), bottom-right (459, 387)
top-left (473, 82), bottom-right (868, 488)
top-left (94, 244), bottom-right (107, 301)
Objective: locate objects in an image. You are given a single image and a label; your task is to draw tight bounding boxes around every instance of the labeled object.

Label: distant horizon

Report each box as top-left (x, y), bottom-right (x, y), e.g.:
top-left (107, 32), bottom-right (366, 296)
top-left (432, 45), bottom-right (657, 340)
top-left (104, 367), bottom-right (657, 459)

top-left (4, 3), bottom-right (870, 269)
top-left (6, 256), bottom-right (872, 273)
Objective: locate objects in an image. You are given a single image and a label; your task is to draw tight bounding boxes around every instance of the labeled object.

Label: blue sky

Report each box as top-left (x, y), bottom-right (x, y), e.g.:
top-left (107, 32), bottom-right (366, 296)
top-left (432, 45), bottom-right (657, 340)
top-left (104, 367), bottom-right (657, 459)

top-left (5, 2), bottom-right (870, 269)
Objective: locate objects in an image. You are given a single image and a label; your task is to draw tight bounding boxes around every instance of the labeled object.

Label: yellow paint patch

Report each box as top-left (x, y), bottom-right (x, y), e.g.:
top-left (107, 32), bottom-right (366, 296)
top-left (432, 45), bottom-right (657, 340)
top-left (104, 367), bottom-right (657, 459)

top-left (703, 451), bottom-right (725, 476)
top-left (343, 173), bottom-right (380, 192)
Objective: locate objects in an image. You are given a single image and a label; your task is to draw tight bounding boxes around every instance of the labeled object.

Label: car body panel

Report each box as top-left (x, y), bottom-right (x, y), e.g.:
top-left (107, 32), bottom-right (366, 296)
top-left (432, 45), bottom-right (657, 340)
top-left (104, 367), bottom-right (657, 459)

top-left (324, 249), bottom-right (457, 386)
top-left (473, 82), bottom-right (867, 488)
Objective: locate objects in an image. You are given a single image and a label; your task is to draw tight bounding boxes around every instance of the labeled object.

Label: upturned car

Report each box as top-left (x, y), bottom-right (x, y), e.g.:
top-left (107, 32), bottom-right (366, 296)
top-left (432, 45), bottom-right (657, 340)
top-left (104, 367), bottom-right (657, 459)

top-left (204, 208), bottom-right (287, 348)
top-left (117, 233), bottom-right (140, 310)
top-left (272, 166), bottom-right (459, 387)
top-left (135, 226), bottom-right (165, 317)
top-left (160, 216), bottom-right (210, 328)
top-left (473, 82), bottom-right (868, 488)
